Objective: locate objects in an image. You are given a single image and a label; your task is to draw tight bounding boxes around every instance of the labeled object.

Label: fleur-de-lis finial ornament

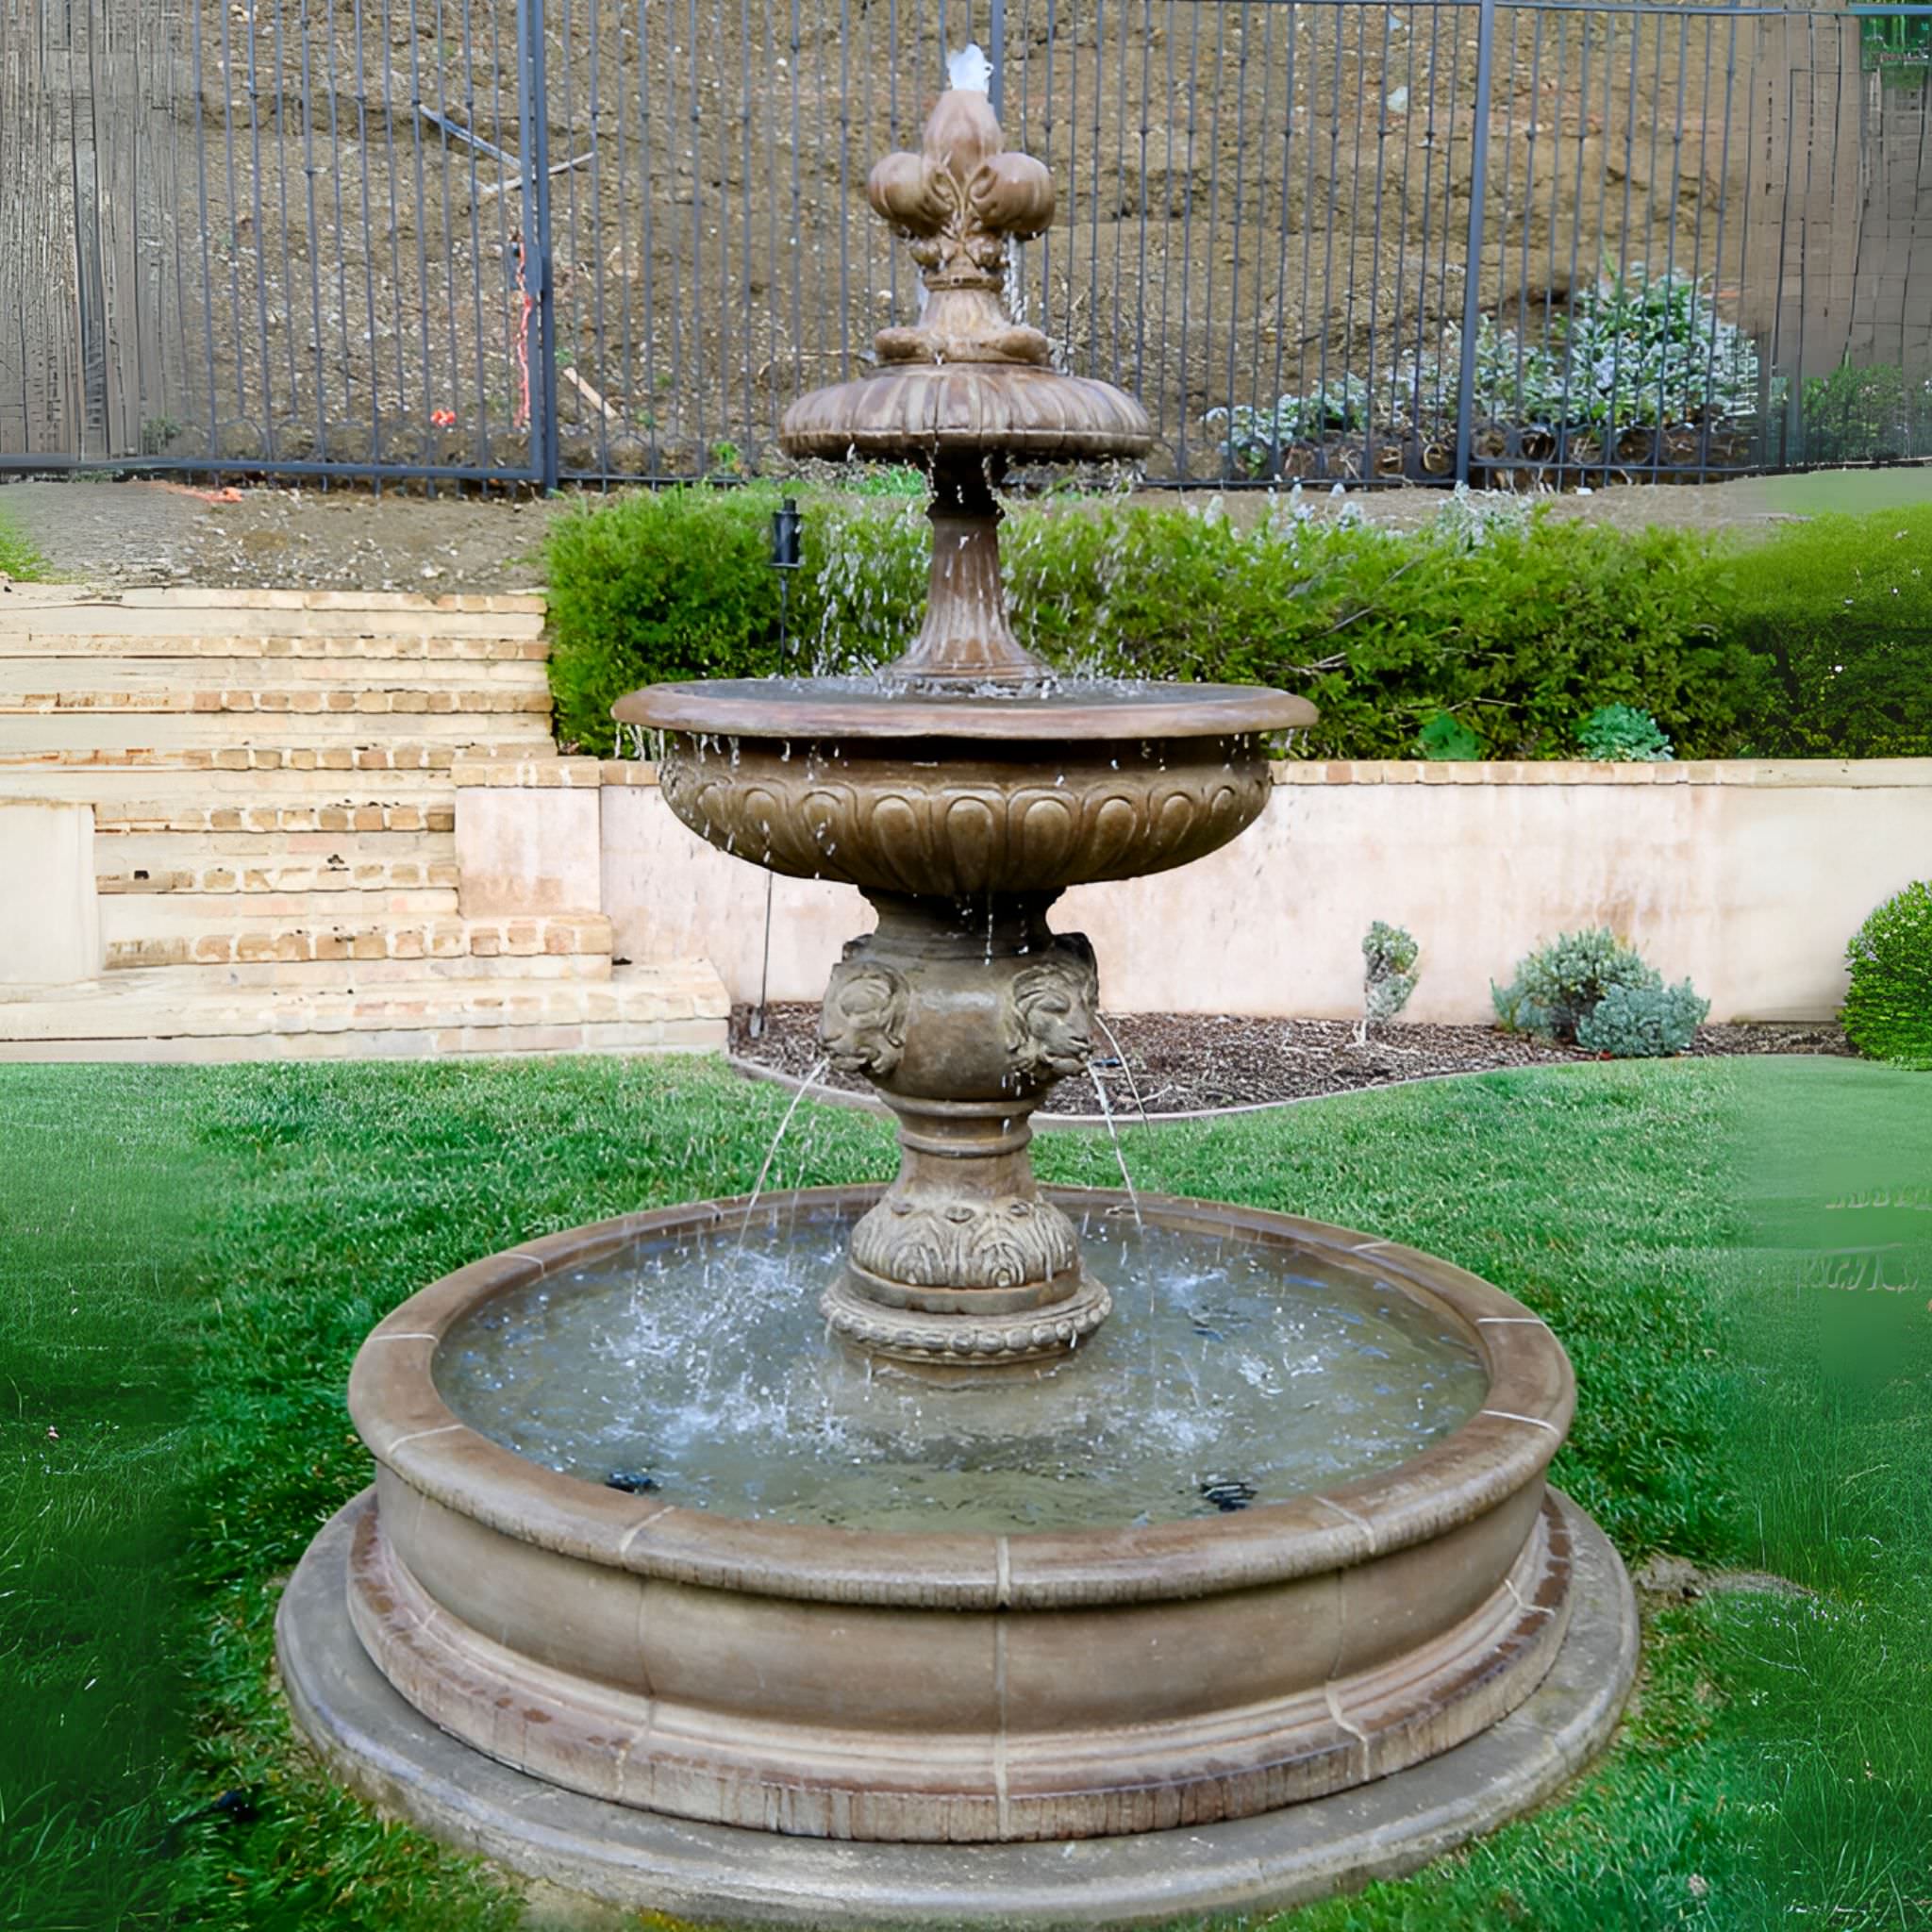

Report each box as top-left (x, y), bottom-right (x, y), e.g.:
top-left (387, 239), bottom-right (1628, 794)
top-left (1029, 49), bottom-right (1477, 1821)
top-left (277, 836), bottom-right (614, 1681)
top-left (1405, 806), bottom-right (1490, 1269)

top-left (866, 47), bottom-right (1055, 366)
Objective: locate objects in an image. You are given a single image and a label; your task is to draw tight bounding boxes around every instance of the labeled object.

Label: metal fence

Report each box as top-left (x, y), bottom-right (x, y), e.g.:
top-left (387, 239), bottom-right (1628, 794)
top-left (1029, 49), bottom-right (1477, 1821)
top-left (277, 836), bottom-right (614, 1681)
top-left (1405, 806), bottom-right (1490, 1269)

top-left (2, 0), bottom-right (1929, 489)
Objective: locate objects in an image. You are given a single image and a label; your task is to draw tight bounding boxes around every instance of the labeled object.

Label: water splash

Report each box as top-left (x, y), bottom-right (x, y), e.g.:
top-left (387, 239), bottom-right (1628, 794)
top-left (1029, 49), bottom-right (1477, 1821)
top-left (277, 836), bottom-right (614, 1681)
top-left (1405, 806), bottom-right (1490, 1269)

top-left (947, 42), bottom-right (993, 93)
top-left (438, 1208), bottom-right (1487, 1535)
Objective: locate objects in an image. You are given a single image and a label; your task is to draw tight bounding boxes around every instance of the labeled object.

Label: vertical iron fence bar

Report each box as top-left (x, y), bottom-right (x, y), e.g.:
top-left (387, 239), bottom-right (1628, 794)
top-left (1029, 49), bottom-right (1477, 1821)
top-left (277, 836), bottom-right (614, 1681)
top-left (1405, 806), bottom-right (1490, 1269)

top-left (1603, 10), bottom-right (1641, 480)
top-left (1654, 8), bottom-right (1689, 479)
top-left (787, 0), bottom-right (803, 407)
top-left (1702, 5), bottom-right (1742, 466)
top-left (270, 0), bottom-right (299, 454)
top-left (1491, 4), bottom-right (1517, 475)
top-left (690, 0), bottom-right (707, 466)
top-left (641, 0), bottom-right (661, 474)
top-left (1516, 7), bottom-right (1543, 438)
top-left (1410, 0), bottom-right (1441, 452)
top-left (243, 0), bottom-right (277, 456)
top-left (1068, 0), bottom-right (1081, 372)
top-left (1361, 1), bottom-right (1394, 479)
top-left (520, 0), bottom-right (559, 487)
top-left (839, 0), bottom-right (853, 383)
top-left (1089, 0), bottom-right (1104, 385)
top-left (589, 0), bottom-right (612, 476)
top-left (1556, 10), bottom-right (1591, 474)
top-left (1341, 1), bottom-right (1369, 475)
top-left (1773, 58), bottom-right (1800, 462)
top-left (1386, 0), bottom-right (1415, 457)
top-left (990, 0), bottom-right (1006, 118)
top-left (741, 0), bottom-right (758, 465)
top-left (1453, 0), bottom-right (1494, 485)
top-left (1222, 0), bottom-right (1249, 477)
top-left (1243, 0), bottom-right (1274, 439)
top-left (300, 0), bottom-right (327, 458)
top-left (1113, 0), bottom-right (1132, 390)
top-left (1198, 0), bottom-right (1225, 453)
top-left (1539, 5), bottom-right (1565, 416)
top-left (1041, 0), bottom-right (1057, 353)
top-left (1312, 0), bottom-right (1343, 464)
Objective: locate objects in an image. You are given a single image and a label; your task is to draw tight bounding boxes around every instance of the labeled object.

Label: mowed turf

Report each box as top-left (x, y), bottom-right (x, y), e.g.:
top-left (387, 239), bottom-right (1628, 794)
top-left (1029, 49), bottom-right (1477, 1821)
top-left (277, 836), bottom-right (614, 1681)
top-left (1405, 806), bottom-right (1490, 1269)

top-left (0, 1052), bottom-right (1924, 1929)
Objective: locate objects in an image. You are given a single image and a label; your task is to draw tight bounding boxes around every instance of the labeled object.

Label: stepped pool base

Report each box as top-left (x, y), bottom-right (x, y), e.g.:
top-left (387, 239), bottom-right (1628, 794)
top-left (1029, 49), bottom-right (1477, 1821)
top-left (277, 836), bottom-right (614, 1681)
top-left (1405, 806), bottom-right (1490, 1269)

top-left (278, 1487), bottom-right (1635, 1928)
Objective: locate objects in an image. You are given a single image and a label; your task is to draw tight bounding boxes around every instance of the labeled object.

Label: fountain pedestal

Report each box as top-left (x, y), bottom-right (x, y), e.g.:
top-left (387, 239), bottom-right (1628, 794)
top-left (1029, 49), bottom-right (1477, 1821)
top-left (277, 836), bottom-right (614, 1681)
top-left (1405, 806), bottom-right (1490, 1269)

top-left (820, 893), bottom-right (1112, 1362)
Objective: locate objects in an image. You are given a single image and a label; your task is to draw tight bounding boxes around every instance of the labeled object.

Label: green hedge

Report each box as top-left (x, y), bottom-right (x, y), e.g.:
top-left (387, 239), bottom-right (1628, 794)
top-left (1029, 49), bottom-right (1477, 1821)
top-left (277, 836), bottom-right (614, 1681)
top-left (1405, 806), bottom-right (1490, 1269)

top-left (1717, 505), bottom-right (1932, 758)
top-left (543, 486), bottom-right (1925, 762)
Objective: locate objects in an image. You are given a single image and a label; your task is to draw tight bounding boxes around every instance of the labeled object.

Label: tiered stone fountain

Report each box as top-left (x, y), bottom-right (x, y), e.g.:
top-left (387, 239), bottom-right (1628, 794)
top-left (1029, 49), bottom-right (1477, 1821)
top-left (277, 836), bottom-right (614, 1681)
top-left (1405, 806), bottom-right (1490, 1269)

top-left (279, 59), bottom-right (1637, 1925)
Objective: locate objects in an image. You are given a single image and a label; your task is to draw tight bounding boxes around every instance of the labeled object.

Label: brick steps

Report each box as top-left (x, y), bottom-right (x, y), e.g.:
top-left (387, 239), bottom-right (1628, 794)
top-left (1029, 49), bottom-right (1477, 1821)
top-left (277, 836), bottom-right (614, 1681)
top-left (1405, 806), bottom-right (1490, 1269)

top-left (2, 713), bottom-right (552, 752)
top-left (0, 589), bottom-right (728, 1065)
top-left (0, 635), bottom-right (549, 662)
top-left (0, 740), bottom-right (554, 771)
top-left (102, 886), bottom-right (462, 931)
top-left (104, 910), bottom-right (612, 973)
top-left (96, 831), bottom-right (457, 896)
top-left (174, 952), bottom-right (616, 989)
top-left (0, 589), bottom-right (546, 641)
top-left (0, 684), bottom-right (551, 713)
top-left (84, 796), bottom-right (458, 833)
top-left (0, 964), bottom-right (723, 1060)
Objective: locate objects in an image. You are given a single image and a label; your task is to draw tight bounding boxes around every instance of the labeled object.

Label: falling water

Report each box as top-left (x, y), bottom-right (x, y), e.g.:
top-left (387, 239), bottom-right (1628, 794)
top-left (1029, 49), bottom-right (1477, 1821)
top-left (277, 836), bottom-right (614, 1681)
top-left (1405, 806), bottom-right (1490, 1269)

top-left (1092, 1012), bottom-right (1152, 1128)
top-left (741, 1058), bottom-right (830, 1237)
top-left (1086, 1062), bottom-right (1142, 1227)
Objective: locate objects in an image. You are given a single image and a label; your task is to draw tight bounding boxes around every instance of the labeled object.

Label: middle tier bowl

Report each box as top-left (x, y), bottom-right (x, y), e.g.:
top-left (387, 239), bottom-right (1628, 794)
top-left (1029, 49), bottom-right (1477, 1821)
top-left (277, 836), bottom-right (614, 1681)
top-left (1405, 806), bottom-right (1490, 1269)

top-left (613, 678), bottom-right (1318, 898)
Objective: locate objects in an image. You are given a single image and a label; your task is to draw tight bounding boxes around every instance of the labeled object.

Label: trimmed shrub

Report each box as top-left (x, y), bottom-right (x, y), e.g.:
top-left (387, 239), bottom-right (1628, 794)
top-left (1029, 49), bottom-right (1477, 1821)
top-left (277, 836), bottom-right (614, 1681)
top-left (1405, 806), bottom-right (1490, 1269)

top-left (1492, 928), bottom-right (1662, 1042)
top-left (545, 490), bottom-right (1932, 763)
top-left (1841, 881), bottom-right (1932, 1069)
top-left (1575, 980), bottom-right (1709, 1058)
top-left (1579, 703), bottom-right (1673, 762)
top-left (1363, 922), bottom-right (1421, 1024)
top-left (1717, 506), bottom-right (1932, 758)
top-left (543, 488), bottom-right (784, 756)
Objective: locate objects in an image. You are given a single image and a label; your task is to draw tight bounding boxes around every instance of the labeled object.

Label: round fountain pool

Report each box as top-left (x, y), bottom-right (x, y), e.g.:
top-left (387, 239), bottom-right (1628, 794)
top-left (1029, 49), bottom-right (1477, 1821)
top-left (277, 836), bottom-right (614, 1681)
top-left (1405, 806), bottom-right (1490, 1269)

top-left (434, 1200), bottom-right (1490, 1533)
top-left (335, 1186), bottom-right (1578, 1846)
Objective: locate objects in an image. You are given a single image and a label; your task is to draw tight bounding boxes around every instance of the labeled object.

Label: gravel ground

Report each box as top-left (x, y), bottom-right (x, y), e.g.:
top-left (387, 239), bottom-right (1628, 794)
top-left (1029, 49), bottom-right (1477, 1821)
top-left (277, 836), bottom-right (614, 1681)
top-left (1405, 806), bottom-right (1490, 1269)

top-left (0, 471), bottom-right (1820, 594)
top-left (730, 1004), bottom-right (1856, 1117)
top-left (0, 478), bottom-right (559, 592)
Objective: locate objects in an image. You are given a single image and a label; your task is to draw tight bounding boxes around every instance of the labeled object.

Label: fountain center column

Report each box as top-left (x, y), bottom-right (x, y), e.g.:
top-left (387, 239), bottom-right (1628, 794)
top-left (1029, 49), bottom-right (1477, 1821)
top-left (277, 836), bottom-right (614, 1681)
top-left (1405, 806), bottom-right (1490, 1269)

top-left (889, 459), bottom-right (1046, 685)
top-left (817, 891), bottom-right (1113, 1366)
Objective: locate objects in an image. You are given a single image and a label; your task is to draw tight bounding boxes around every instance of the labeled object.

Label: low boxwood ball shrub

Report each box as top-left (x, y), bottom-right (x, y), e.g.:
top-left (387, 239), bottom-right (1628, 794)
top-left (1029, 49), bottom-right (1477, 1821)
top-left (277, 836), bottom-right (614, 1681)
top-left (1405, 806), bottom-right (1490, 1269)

top-left (1493, 927), bottom-right (1665, 1042)
top-left (1575, 979), bottom-right (1710, 1058)
top-left (1841, 880), bottom-right (1932, 1069)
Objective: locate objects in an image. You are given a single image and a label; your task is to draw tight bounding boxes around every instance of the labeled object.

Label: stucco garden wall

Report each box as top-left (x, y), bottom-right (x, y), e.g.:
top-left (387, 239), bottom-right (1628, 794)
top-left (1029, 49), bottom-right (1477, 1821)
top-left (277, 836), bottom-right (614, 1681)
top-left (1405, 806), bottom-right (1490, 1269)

top-left (591, 760), bottom-right (1932, 1024)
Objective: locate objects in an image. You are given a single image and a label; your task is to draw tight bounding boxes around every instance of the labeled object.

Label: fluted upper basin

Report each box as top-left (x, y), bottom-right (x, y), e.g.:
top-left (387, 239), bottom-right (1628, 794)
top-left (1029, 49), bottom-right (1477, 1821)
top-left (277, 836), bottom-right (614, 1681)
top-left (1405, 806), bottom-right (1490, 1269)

top-left (616, 677), bottom-right (1316, 898)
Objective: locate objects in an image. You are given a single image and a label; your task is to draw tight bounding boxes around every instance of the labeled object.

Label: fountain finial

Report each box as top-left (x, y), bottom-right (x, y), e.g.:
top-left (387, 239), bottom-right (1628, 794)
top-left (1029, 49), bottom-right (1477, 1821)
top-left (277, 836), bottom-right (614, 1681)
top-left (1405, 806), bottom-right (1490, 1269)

top-left (780, 72), bottom-right (1153, 682)
top-left (867, 66), bottom-right (1054, 368)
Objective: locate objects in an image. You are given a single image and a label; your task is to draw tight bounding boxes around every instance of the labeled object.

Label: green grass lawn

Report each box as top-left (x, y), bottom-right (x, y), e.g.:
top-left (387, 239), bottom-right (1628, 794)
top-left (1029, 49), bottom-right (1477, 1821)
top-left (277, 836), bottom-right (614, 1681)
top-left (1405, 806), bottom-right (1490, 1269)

top-left (0, 502), bottom-right (48, 580)
top-left (1, 1053), bottom-right (1925, 1930)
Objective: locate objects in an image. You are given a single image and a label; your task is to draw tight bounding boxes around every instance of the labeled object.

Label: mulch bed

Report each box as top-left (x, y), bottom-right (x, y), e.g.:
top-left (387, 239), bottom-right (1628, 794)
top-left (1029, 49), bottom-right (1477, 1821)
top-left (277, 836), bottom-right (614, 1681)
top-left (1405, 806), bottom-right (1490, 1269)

top-left (729, 1004), bottom-right (1855, 1117)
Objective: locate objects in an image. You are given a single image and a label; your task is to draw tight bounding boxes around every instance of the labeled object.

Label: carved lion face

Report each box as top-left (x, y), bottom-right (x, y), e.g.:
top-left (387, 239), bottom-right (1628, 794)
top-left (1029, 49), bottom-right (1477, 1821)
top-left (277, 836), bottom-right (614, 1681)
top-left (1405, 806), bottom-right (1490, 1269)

top-left (819, 959), bottom-right (910, 1079)
top-left (1006, 944), bottom-right (1098, 1084)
